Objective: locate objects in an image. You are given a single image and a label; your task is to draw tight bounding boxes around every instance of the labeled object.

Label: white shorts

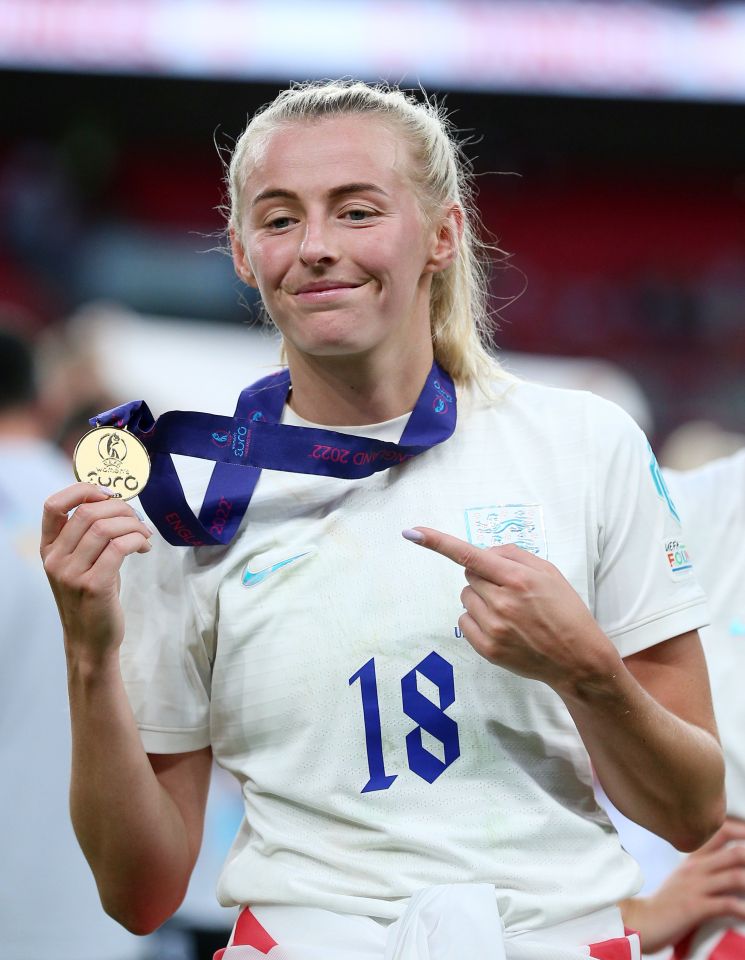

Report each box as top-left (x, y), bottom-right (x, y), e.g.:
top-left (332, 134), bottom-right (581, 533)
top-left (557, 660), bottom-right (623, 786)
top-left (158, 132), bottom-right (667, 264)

top-left (213, 885), bottom-right (642, 960)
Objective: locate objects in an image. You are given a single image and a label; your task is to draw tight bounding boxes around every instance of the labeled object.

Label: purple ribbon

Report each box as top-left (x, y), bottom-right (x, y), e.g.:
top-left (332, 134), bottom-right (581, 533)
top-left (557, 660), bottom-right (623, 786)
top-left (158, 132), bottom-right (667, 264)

top-left (92, 363), bottom-right (456, 547)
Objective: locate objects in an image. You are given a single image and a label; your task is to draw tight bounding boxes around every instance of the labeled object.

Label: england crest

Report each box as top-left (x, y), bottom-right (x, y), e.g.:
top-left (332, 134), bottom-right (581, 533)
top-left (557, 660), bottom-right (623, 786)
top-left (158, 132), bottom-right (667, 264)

top-left (464, 504), bottom-right (547, 558)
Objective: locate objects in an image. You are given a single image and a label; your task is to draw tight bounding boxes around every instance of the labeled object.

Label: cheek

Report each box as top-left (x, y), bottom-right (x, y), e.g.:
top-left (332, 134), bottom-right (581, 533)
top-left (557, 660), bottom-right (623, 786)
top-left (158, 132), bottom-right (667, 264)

top-left (357, 232), bottom-right (419, 285)
top-left (246, 239), bottom-right (289, 289)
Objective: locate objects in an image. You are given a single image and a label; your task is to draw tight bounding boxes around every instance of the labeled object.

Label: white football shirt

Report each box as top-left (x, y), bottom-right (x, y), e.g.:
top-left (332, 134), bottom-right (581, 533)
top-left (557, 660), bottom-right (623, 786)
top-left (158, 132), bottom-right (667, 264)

top-left (664, 452), bottom-right (745, 819)
top-left (120, 380), bottom-right (707, 934)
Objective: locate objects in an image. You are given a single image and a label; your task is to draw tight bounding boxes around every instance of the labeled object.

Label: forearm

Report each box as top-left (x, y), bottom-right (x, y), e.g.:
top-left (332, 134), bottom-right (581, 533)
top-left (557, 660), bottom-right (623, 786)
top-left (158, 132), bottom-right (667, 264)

top-left (561, 659), bottom-right (725, 851)
top-left (67, 645), bottom-right (196, 934)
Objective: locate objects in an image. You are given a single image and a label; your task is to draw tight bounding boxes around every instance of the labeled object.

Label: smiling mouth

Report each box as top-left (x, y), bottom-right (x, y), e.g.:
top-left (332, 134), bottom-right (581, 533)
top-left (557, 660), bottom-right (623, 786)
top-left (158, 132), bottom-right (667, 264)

top-left (291, 281), bottom-right (367, 302)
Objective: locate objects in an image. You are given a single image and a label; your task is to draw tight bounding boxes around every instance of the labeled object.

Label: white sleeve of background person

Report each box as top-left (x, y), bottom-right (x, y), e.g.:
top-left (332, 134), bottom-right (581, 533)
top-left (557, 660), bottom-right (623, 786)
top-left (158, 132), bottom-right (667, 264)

top-left (664, 449), bottom-right (745, 820)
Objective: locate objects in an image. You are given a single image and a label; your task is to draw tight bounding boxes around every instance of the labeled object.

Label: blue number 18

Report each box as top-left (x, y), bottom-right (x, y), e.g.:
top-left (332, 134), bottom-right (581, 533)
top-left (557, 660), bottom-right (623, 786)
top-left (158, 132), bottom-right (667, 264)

top-left (348, 652), bottom-right (460, 793)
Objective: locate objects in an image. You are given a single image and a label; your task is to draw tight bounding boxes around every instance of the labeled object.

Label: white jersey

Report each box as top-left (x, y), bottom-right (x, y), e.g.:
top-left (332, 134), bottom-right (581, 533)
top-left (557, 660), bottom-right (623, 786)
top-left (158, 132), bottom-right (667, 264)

top-left (119, 379), bottom-right (707, 935)
top-left (664, 451), bottom-right (745, 819)
top-left (0, 439), bottom-right (149, 960)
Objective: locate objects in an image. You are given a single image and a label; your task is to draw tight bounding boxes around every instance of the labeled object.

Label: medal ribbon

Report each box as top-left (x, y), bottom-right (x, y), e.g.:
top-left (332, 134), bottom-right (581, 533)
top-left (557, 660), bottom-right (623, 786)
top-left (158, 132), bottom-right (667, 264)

top-left (92, 362), bottom-right (456, 547)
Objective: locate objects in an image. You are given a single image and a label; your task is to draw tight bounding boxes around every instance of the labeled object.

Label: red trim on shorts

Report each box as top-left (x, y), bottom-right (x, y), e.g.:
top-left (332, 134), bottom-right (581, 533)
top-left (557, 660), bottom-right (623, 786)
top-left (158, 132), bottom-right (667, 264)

top-left (222, 907), bottom-right (278, 954)
top-left (588, 934), bottom-right (634, 960)
top-left (710, 930), bottom-right (745, 960)
top-left (673, 928), bottom-right (745, 960)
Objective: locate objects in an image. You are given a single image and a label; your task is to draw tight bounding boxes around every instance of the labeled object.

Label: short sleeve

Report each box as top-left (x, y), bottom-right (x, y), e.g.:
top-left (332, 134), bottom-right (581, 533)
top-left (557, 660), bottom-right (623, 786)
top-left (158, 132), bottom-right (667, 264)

top-left (119, 524), bottom-right (216, 754)
top-left (590, 397), bottom-right (709, 658)
top-left (664, 451), bottom-right (745, 818)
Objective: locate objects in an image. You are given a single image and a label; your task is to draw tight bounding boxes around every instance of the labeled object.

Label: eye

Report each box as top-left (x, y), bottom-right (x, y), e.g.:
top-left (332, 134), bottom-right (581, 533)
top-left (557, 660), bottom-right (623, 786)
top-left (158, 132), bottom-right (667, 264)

top-left (342, 208), bottom-right (376, 222)
top-left (265, 215), bottom-right (297, 231)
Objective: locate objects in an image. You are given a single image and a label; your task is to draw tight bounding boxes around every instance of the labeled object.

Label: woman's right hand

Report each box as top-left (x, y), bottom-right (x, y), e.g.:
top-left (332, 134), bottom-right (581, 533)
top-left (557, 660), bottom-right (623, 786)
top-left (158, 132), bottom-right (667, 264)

top-left (41, 483), bottom-right (154, 663)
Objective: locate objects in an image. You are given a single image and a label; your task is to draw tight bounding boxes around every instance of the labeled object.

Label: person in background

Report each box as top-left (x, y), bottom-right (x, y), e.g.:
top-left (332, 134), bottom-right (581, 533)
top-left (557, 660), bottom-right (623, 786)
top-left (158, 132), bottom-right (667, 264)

top-left (616, 448), bottom-right (745, 960)
top-left (0, 327), bottom-right (153, 960)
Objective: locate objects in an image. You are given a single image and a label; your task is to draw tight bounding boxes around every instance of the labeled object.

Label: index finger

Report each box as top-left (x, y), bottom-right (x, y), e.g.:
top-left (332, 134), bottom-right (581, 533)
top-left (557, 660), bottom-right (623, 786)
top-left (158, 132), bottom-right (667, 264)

top-left (403, 526), bottom-right (548, 580)
top-left (41, 482), bottom-right (116, 550)
top-left (400, 526), bottom-right (502, 578)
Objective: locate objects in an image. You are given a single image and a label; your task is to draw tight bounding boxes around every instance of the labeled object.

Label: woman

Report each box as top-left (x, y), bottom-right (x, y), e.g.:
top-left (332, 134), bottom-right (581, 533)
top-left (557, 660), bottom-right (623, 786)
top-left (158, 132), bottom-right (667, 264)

top-left (41, 81), bottom-right (724, 960)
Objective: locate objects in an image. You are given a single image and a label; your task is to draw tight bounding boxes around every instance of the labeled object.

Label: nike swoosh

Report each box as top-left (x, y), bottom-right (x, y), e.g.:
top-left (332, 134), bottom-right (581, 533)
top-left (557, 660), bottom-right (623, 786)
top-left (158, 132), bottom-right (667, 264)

top-left (241, 552), bottom-right (311, 587)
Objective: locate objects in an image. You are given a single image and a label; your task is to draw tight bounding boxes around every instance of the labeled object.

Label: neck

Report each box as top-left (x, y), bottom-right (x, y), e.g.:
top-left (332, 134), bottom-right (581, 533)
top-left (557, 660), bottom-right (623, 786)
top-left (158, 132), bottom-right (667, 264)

top-left (284, 346), bottom-right (435, 426)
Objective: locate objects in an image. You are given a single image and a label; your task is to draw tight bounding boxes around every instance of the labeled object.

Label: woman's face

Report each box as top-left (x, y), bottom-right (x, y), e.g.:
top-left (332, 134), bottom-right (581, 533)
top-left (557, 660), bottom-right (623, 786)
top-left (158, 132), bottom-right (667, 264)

top-left (232, 114), bottom-right (451, 368)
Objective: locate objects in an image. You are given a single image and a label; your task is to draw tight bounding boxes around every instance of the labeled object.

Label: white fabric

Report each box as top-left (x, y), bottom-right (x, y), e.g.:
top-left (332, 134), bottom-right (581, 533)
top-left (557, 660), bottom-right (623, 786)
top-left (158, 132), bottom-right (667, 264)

top-left (0, 439), bottom-right (149, 960)
top-left (383, 885), bottom-right (507, 960)
top-left (220, 892), bottom-right (638, 960)
top-left (664, 452), bottom-right (745, 820)
top-left (119, 379), bottom-right (707, 936)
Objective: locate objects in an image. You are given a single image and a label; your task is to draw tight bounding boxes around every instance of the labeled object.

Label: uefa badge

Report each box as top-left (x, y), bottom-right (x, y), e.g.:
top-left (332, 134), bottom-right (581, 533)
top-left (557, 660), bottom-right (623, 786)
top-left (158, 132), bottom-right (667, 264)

top-left (73, 426), bottom-right (151, 500)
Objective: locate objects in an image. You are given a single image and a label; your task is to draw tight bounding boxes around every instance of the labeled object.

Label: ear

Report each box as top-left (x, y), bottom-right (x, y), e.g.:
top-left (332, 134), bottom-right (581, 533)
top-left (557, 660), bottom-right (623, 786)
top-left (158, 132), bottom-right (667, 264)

top-left (230, 225), bottom-right (258, 288)
top-left (424, 204), bottom-right (464, 275)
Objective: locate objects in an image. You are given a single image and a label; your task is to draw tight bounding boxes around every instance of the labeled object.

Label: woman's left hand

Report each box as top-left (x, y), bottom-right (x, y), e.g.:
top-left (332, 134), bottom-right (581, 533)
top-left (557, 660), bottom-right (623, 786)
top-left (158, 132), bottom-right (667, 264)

top-left (403, 527), bottom-right (622, 693)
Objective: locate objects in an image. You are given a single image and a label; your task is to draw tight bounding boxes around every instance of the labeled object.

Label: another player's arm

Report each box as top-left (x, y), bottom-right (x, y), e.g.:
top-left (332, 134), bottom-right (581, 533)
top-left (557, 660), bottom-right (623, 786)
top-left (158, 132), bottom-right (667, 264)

top-left (41, 483), bottom-right (211, 934)
top-left (620, 819), bottom-right (745, 953)
top-left (403, 528), bottom-right (725, 851)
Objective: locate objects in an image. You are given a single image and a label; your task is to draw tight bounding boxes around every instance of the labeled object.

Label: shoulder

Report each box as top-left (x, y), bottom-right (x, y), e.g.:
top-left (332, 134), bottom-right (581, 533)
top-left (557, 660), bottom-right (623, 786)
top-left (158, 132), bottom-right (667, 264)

top-left (470, 377), bottom-right (646, 442)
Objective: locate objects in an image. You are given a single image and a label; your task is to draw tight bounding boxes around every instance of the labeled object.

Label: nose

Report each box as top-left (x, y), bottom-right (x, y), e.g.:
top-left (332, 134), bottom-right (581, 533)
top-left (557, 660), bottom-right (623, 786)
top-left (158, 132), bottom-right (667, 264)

top-left (299, 216), bottom-right (338, 268)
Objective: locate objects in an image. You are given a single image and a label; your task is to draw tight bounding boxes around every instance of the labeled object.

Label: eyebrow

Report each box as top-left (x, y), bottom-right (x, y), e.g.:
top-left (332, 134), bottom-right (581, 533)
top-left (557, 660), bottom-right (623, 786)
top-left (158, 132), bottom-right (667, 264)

top-left (251, 182), bottom-right (389, 207)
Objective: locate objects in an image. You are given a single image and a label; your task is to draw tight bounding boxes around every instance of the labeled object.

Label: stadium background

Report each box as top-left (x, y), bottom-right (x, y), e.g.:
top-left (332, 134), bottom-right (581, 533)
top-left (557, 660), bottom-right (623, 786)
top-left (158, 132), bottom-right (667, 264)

top-left (1, 2), bottom-right (744, 958)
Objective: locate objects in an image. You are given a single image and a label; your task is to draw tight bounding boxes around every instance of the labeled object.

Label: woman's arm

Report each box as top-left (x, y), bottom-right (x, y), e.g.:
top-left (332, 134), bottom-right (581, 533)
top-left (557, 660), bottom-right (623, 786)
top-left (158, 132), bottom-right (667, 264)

top-left (565, 629), bottom-right (724, 851)
top-left (42, 483), bottom-right (211, 934)
top-left (403, 529), bottom-right (726, 851)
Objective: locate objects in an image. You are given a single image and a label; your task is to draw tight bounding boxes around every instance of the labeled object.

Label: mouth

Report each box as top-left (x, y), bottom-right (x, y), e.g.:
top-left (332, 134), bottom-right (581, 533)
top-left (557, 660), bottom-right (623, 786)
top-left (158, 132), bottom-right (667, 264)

top-left (291, 280), bottom-right (367, 301)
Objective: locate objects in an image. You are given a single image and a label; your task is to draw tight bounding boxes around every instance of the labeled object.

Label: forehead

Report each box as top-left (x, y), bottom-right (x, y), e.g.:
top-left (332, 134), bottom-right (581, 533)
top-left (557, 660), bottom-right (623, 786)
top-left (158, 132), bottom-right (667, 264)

top-left (245, 114), bottom-right (414, 200)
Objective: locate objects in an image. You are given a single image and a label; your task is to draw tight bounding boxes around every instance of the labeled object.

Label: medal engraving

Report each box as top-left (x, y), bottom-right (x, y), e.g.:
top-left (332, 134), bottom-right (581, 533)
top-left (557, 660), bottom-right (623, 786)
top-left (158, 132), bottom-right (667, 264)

top-left (73, 427), bottom-right (150, 500)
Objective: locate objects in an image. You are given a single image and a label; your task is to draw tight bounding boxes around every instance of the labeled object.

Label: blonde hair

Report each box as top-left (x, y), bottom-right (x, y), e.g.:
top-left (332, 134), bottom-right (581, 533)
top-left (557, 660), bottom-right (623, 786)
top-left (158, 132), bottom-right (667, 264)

top-left (227, 80), bottom-right (506, 389)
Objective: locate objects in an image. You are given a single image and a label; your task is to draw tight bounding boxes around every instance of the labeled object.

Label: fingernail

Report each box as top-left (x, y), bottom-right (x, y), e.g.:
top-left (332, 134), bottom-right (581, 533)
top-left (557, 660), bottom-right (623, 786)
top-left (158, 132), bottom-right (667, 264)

top-left (96, 485), bottom-right (116, 497)
top-left (402, 528), bottom-right (425, 544)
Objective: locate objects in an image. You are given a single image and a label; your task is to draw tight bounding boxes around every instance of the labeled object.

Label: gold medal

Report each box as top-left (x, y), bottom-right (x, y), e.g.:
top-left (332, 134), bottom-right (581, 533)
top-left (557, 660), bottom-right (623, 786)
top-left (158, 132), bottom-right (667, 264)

top-left (73, 426), bottom-right (151, 500)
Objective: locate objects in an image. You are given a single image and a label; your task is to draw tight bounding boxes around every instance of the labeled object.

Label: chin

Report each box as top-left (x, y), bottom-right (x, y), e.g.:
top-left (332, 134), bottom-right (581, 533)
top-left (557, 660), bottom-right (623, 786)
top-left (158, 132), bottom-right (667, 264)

top-left (300, 341), bottom-right (371, 359)
top-left (287, 328), bottom-right (378, 359)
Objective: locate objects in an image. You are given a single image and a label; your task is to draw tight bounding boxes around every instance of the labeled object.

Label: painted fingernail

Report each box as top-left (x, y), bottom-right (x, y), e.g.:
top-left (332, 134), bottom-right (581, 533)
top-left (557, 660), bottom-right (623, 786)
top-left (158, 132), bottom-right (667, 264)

top-left (402, 528), bottom-right (425, 544)
top-left (96, 485), bottom-right (116, 496)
